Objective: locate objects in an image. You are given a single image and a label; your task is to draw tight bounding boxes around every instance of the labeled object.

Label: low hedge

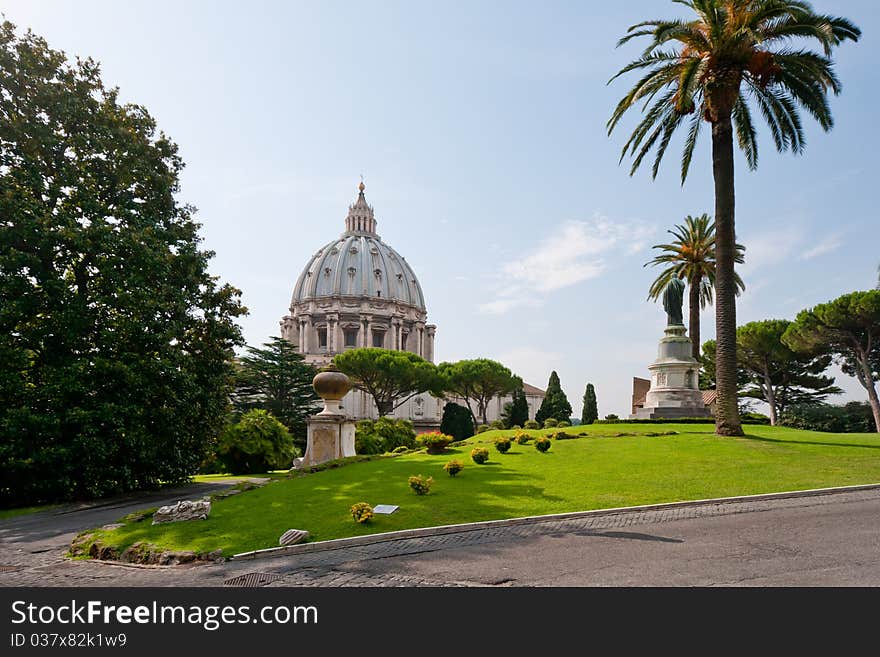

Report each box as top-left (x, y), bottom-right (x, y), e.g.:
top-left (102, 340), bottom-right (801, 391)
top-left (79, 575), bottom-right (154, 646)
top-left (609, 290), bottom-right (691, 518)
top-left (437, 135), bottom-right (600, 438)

top-left (596, 415), bottom-right (770, 425)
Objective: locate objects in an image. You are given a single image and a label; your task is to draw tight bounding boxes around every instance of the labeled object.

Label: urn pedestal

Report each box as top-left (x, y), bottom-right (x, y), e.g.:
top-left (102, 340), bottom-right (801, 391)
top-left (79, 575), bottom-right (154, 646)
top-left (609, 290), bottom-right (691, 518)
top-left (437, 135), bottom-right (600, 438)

top-left (632, 325), bottom-right (710, 419)
top-left (295, 365), bottom-right (357, 468)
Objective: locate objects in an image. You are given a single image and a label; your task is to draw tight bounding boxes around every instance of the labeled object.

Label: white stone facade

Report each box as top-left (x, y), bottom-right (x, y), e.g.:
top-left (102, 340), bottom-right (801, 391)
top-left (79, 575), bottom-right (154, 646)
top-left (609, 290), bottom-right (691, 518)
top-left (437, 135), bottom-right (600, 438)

top-left (281, 183), bottom-right (543, 430)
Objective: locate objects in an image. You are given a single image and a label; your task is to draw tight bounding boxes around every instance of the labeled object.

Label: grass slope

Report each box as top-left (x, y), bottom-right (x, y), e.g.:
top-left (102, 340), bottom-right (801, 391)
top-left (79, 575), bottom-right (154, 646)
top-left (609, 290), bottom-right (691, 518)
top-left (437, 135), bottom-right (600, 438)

top-left (91, 424), bottom-right (880, 558)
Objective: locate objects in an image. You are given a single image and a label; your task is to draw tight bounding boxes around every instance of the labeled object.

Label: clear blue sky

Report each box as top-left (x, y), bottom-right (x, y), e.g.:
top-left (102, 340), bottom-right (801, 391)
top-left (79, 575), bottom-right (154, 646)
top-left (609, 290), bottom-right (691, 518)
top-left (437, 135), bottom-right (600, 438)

top-left (5, 0), bottom-right (877, 417)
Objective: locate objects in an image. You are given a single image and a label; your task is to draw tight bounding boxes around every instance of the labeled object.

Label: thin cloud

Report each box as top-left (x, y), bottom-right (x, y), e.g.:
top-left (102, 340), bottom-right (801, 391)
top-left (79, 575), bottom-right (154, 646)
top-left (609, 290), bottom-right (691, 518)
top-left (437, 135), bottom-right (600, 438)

top-left (801, 235), bottom-right (842, 260)
top-left (479, 215), bottom-right (653, 315)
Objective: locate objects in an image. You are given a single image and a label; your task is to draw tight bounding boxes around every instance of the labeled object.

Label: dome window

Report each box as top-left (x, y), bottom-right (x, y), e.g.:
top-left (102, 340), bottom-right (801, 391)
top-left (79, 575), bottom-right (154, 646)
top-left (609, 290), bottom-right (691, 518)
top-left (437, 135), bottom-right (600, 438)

top-left (324, 267), bottom-right (332, 277)
top-left (372, 329), bottom-right (385, 348)
top-left (317, 327), bottom-right (328, 350)
top-left (344, 328), bottom-right (358, 348)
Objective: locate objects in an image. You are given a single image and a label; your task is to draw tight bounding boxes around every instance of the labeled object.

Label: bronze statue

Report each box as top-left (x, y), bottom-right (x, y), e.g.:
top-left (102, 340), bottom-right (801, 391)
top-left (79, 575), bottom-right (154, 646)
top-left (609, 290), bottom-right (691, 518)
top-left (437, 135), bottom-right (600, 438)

top-left (662, 277), bottom-right (685, 326)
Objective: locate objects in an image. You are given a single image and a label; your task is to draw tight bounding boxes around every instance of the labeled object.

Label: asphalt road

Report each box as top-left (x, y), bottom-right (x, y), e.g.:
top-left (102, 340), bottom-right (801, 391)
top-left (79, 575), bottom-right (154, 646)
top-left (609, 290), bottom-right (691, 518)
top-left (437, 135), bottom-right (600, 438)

top-left (2, 486), bottom-right (879, 586)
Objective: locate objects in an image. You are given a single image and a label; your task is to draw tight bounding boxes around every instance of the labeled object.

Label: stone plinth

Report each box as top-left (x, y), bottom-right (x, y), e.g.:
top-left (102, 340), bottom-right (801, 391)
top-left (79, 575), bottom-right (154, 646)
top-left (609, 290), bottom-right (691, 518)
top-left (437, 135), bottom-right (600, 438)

top-left (633, 325), bottom-right (710, 419)
top-left (297, 365), bottom-right (357, 468)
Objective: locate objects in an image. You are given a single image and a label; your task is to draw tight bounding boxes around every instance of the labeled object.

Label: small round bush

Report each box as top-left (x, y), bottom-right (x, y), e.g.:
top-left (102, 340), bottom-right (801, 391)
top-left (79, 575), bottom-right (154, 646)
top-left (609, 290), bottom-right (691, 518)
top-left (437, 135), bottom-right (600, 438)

top-left (557, 421), bottom-right (571, 428)
top-left (476, 424), bottom-right (490, 434)
top-left (350, 502), bottom-right (373, 523)
top-left (515, 431), bottom-right (530, 445)
top-left (524, 420), bottom-right (539, 430)
top-left (494, 437), bottom-right (512, 453)
top-left (510, 424), bottom-right (521, 431)
top-left (490, 419), bottom-right (505, 430)
top-left (542, 418), bottom-right (559, 429)
top-left (534, 436), bottom-right (552, 452)
top-left (471, 447), bottom-right (490, 464)
top-left (408, 474), bottom-right (433, 495)
top-left (443, 459), bottom-right (464, 477)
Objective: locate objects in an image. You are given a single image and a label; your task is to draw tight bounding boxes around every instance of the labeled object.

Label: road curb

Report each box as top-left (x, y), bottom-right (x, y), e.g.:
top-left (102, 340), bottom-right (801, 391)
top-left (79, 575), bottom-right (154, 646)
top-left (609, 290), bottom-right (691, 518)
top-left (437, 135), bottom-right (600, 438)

top-left (229, 482), bottom-right (880, 562)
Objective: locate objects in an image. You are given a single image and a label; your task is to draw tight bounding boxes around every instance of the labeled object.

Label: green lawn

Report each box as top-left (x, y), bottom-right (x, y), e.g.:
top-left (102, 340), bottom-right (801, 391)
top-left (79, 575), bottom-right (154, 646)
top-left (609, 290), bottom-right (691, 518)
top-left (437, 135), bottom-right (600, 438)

top-left (88, 424), bottom-right (880, 558)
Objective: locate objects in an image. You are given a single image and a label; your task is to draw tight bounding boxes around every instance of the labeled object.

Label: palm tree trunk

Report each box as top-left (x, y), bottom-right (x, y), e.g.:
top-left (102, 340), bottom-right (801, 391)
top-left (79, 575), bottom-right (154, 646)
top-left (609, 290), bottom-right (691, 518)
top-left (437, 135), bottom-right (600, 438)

top-left (688, 275), bottom-right (701, 361)
top-left (711, 113), bottom-right (744, 436)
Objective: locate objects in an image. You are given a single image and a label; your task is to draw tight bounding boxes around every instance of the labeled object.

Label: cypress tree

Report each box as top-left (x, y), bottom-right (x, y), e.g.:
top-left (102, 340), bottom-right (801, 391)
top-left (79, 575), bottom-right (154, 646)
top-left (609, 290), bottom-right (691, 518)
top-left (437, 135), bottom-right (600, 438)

top-left (581, 383), bottom-right (598, 425)
top-left (536, 371), bottom-right (573, 425)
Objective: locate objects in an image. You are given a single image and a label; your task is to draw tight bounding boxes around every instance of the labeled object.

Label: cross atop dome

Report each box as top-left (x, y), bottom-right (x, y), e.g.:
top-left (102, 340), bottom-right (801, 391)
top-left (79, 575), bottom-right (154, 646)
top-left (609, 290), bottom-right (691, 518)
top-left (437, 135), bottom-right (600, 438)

top-left (345, 179), bottom-right (378, 235)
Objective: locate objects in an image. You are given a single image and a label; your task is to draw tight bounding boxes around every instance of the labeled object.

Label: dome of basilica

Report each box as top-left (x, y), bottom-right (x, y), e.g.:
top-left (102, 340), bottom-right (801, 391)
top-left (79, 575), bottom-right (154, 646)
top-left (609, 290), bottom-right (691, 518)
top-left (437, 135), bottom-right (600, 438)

top-left (290, 187), bottom-right (426, 310)
top-left (280, 183), bottom-right (435, 365)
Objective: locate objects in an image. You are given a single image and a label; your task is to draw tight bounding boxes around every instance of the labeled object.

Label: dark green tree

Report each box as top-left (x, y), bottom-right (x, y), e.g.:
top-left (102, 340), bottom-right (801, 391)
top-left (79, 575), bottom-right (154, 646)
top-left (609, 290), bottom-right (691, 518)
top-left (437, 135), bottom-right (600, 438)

top-left (334, 348), bottom-right (441, 416)
top-left (645, 214), bottom-right (745, 359)
top-left (609, 1), bottom-right (860, 437)
top-left (440, 402), bottom-right (475, 442)
top-left (737, 320), bottom-right (840, 425)
top-left (535, 371), bottom-right (573, 426)
top-left (231, 336), bottom-right (320, 451)
top-left (784, 291), bottom-right (880, 432)
top-left (500, 384), bottom-right (530, 428)
top-left (581, 383), bottom-right (599, 425)
top-left (0, 23), bottom-right (245, 506)
top-left (438, 359), bottom-right (519, 425)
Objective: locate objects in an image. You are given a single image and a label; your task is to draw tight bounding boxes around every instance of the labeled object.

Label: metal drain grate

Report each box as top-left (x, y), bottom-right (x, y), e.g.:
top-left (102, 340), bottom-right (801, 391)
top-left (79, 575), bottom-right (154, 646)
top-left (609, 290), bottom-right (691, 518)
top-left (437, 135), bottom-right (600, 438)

top-left (223, 572), bottom-right (284, 587)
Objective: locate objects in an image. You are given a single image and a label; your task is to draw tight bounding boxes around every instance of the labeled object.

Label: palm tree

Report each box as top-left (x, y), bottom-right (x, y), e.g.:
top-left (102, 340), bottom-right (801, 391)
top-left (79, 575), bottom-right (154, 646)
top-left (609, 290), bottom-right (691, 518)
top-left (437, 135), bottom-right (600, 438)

top-left (646, 214), bottom-right (745, 360)
top-left (608, 1), bottom-right (859, 436)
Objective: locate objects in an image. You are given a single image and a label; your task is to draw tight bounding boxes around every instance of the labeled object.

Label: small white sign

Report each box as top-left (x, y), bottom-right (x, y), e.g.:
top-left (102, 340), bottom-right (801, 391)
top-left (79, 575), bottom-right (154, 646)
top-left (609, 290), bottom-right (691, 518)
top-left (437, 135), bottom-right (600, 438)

top-left (373, 504), bottom-right (399, 514)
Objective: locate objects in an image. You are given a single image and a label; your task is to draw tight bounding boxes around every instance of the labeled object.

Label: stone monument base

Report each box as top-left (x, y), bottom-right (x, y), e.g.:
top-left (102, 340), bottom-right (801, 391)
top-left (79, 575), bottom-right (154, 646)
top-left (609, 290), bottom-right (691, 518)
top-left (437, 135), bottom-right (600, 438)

top-left (631, 324), bottom-right (711, 420)
top-left (298, 414), bottom-right (356, 468)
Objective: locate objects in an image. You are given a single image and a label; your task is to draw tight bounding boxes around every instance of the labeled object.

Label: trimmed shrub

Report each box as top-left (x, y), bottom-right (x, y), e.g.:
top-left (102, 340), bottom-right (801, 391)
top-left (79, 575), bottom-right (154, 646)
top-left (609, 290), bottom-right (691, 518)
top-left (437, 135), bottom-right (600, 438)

top-left (217, 410), bottom-right (297, 475)
top-left (350, 502), bottom-right (373, 523)
top-left (552, 431), bottom-right (578, 440)
top-left (515, 430), bottom-right (531, 445)
top-left (443, 460), bottom-right (464, 477)
top-left (476, 424), bottom-right (491, 434)
top-left (440, 402), bottom-right (475, 442)
top-left (416, 431), bottom-right (454, 454)
top-left (542, 418), bottom-right (559, 429)
top-left (490, 419), bottom-right (505, 430)
top-left (524, 420), bottom-right (539, 430)
top-left (471, 447), bottom-right (490, 464)
top-left (408, 474), bottom-right (433, 495)
top-left (604, 414), bottom-right (619, 421)
top-left (355, 417), bottom-right (417, 454)
top-left (494, 437), bottom-right (512, 453)
top-left (780, 403), bottom-right (873, 433)
top-left (391, 446), bottom-right (409, 455)
top-left (557, 420), bottom-right (571, 428)
top-left (534, 436), bottom-right (552, 452)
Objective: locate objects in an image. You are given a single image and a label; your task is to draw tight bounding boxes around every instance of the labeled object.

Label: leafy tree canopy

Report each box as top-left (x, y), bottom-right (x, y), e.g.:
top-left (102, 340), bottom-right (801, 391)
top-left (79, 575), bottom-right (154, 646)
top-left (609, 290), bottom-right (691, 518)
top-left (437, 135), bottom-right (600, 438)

top-left (334, 348), bottom-right (441, 416)
top-left (0, 22), bottom-right (245, 506)
top-left (737, 319), bottom-right (840, 425)
top-left (784, 291), bottom-right (880, 432)
top-left (437, 359), bottom-right (519, 425)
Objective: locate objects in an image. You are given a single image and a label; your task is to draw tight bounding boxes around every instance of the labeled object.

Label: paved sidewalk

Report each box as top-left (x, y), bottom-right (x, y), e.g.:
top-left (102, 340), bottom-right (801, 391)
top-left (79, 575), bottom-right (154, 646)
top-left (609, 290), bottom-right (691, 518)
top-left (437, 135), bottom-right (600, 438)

top-left (2, 486), bottom-right (879, 586)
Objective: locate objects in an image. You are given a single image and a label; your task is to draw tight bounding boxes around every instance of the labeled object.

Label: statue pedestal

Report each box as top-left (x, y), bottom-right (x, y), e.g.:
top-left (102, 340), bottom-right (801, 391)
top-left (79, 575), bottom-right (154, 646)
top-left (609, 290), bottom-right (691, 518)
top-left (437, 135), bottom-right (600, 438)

top-left (299, 413), bottom-right (356, 467)
top-left (294, 364), bottom-right (357, 469)
top-left (632, 325), bottom-right (710, 419)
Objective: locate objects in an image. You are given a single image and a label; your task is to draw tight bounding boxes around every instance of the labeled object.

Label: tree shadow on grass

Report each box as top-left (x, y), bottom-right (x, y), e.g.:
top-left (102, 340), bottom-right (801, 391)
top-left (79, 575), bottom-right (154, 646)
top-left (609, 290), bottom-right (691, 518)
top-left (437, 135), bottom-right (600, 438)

top-left (742, 434), bottom-right (880, 451)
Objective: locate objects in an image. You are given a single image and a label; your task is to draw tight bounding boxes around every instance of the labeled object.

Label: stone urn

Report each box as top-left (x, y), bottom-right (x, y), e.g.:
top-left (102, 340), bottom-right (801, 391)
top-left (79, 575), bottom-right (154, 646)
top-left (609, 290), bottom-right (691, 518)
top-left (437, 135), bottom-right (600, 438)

top-left (312, 363), bottom-right (351, 415)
